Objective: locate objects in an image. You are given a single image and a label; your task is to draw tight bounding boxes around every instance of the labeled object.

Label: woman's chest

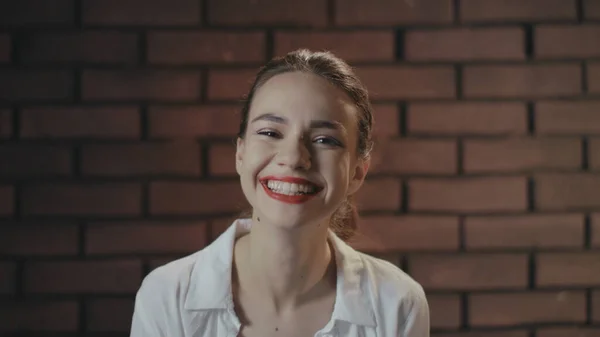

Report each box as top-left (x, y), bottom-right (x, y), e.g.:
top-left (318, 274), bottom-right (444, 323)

top-left (237, 321), bottom-right (327, 337)
top-left (181, 310), bottom-right (376, 337)
top-left (235, 295), bottom-right (336, 337)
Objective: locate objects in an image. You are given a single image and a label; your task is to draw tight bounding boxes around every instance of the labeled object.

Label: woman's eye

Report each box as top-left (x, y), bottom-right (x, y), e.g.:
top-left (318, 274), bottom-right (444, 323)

top-left (257, 130), bottom-right (281, 138)
top-left (314, 137), bottom-right (342, 147)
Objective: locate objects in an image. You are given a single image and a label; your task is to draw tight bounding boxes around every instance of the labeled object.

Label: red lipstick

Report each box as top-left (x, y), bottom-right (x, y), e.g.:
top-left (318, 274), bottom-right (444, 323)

top-left (259, 176), bottom-right (322, 204)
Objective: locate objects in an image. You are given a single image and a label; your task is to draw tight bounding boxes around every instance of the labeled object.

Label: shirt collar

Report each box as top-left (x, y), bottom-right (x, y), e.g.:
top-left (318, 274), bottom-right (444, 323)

top-left (184, 218), bottom-right (376, 327)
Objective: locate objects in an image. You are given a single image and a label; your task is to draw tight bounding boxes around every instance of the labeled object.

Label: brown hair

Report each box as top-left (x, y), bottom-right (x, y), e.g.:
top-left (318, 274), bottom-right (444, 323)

top-left (237, 49), bottom-right (374, 241)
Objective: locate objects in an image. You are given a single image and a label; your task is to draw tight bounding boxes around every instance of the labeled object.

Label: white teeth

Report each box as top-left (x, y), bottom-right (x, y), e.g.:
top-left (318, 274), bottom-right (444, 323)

top-left (266, 180), bottom-right (317, 195)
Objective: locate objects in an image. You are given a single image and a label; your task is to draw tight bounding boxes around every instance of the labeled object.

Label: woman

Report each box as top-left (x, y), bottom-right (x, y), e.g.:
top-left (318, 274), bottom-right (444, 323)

top-left (130, 49), bottom-right (429, 337)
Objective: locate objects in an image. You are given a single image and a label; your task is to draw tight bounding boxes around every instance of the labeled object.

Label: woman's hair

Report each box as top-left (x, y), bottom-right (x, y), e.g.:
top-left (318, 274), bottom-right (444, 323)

top-left (237, 49), bottom-right (374, 241)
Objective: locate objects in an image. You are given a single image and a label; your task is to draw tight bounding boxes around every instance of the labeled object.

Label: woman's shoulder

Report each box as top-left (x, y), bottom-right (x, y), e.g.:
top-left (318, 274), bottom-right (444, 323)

top-left (357, 252), bottom-right (427, 306)
top-left (136, 251), bottom-right (203, 300)
top-left (356, 253), bottom-right (430, 335)
top-left (137, 221), bottom-right (240, 303)
top-left (147, 251), bottom-right (201, 283)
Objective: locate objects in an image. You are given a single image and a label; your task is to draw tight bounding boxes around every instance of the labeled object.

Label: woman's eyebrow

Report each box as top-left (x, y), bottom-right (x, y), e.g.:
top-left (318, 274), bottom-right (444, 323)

top-left (310, 120), bottom-right (345, 132)
top-left (250, 113), bottom-right (285, 124)
top-left (250, 113), bottom-right (346, 133)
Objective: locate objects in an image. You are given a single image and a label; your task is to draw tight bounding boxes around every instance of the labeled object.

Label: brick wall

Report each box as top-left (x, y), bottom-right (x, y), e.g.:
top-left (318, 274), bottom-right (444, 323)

top-left (1, 0), bottom-right (599, 335)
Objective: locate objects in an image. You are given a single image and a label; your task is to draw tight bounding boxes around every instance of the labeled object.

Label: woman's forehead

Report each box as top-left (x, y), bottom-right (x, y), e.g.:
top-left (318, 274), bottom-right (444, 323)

top-left (250, 71), bottom-right (357, 125)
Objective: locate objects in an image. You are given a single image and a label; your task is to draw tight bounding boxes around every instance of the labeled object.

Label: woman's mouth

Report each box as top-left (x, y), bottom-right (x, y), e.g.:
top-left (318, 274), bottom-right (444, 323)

top-left (259, 177), bottom-right (322, 204)
top-left (265, 180), bottom-right (317, 195)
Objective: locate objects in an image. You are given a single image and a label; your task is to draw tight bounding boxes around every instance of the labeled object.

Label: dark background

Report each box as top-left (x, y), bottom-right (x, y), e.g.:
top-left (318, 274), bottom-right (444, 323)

top-left (1, 0), bottom-right (600, 336)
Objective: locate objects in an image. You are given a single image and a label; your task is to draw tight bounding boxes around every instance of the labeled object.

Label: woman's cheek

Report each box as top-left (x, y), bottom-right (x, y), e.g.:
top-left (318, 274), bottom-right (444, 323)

top-left (245, 141), bottom-right (275, 172)
top-left (318, 152), bottom-right (351, 179)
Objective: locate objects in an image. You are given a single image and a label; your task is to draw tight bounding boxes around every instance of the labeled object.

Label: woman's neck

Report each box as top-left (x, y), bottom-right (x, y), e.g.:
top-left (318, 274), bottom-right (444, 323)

top-left (233, 216), bottom-right (336, 314)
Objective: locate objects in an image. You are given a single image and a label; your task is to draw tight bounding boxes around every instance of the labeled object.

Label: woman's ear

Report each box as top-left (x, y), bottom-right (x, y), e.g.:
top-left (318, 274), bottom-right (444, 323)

top-left (347, 156), bottom-right (370, 195)
top-left (235, 137), bottom-right (245, 176)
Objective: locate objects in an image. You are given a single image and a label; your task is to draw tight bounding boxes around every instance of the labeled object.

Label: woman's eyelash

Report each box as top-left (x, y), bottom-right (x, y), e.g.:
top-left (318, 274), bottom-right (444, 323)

top-left (257, 130), bottom-right (281, 138)
top-left (257, 130), bottom-right (343, 147)
top-left (314, 137), bottom-right (343, 147)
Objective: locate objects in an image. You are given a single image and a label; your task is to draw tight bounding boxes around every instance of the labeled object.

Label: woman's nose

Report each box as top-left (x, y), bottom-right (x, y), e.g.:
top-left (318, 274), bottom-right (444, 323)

top-left (276, 138), bottom-right (311, 170)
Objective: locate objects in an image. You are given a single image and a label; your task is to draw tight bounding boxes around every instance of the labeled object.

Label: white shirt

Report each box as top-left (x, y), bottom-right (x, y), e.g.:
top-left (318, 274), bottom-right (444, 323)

top-left (130, 219), bottom-right (430, 337)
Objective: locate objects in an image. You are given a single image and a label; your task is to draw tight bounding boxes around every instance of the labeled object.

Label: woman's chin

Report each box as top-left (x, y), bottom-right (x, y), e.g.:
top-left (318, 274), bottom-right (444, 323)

top-left (255, 210), bottom-right (324, 229)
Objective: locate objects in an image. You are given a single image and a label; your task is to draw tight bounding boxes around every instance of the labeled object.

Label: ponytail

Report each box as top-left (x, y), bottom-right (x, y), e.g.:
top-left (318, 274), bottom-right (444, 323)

top-left (330, 194), bottom-right (358, 242)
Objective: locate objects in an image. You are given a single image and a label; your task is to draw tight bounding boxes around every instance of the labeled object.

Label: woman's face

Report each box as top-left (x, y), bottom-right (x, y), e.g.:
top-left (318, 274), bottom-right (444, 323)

top-left (236, 71), bottom-right (369, 228)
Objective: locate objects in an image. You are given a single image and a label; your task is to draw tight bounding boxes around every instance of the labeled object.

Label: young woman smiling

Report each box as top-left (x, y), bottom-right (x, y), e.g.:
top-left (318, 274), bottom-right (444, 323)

top-left (130, 49), bottom-right (430, 337)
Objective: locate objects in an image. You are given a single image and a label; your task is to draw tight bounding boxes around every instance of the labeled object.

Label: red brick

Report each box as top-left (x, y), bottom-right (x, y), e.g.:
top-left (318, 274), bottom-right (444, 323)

top-left (149, 31), bottom-right (264, 65)
top-left (148, 258), bottom-right (176, 271)
top-left (209, 0), bottom-right (327, 26)
top-left (150, 181), bottom-right (247, 215)
top-left (469, 291), bottom-right (586, 327)
top-left (87, 298), bottom-right (134, 332)
top-left (408, 102), bottom-right (527, 136)
top-left (149, 104), bottom-right (240, 138)
top-left (0, 262), bottom-right (16, 294)
top-left (21, 106), bottom-right (140, 139)
top-left (536, 173), bottom-right (600, 210)
top-left (0, 70), bottom-right (73, 101)
top-left (464, 137), bottom-right (581, 173)
top-left (0, 0), bottom-right (74, 25)
top-left (83, 0), bottom-right (200, 26)
top-left (465, 214), bottom-right (584, 249)
top-left (335, 0), bottom-right (453, 26)
top-left (590, 62), bottom-right (600, 94)
top-left (86, 221), bottom-right (208, 254)
top-left (460, 0), bottom-right (577, 22)
top-left (275, 31), bottom-right (394, 62)
top-left (428, 294), bottom-right (461, 329)
top-left (82, 142), bottom-right (200, 176)
top-left (350, 215), bottom-right (459, 252)
top-left (591, 138), bottom-right (600, 169)
top-left (356, 66), bottom-right (455, 100)
top-left (537, 100), bottom-right (600, 135)
top-left (370, 139), bottom-right (456, 174)
top-left (24, 260), bottom-right (142, 294)
top-left (537, 327), bottom-right (600, 337)
top-left (0, 109), bottom-right (12, 138)
top-left (0, 224), bottom-right (78, 255)
top-left (354, 178), bottom-right (401, 212)
top-left (21, 31), bottom-right (137, 64)
top-left (410, 254), bottom-right (528, 290)
top-left (209, 143), bottom-right (236, 176)
top-left (594, 291), bottom-right (600, 322)
top-left (0, 145), bottom-right (71, 176)
top-left (433, 332), bottom-right (528, 337)
top-left (0, 185), bottom-right (14, 216)
top-left (410, 177), bottom-right (527, 213)
top-left (372, 104), bottom-right (399, 138)
top-left (536, 25), bottom-right (600, 58)
top-left (207, 68), bottom-right (257, 101)
top-left (83, 69), bottom-right (201, 101)
top-left (406, 27), bottom-right (525, 61)
top-left (0, 301), bottom-right (78, 332)
top-left (0, 34), bottom-right (10, 62)
top-left (537, 253), bottom-right (600, 287)
top-left (586, 0), bottom-right (600, 19)
top-left (22, 183), bottom-right (141, 216)
top-left (463, 64), bottom-right (581, 98)
top-left (593, 214), bottom-right (600, 247)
